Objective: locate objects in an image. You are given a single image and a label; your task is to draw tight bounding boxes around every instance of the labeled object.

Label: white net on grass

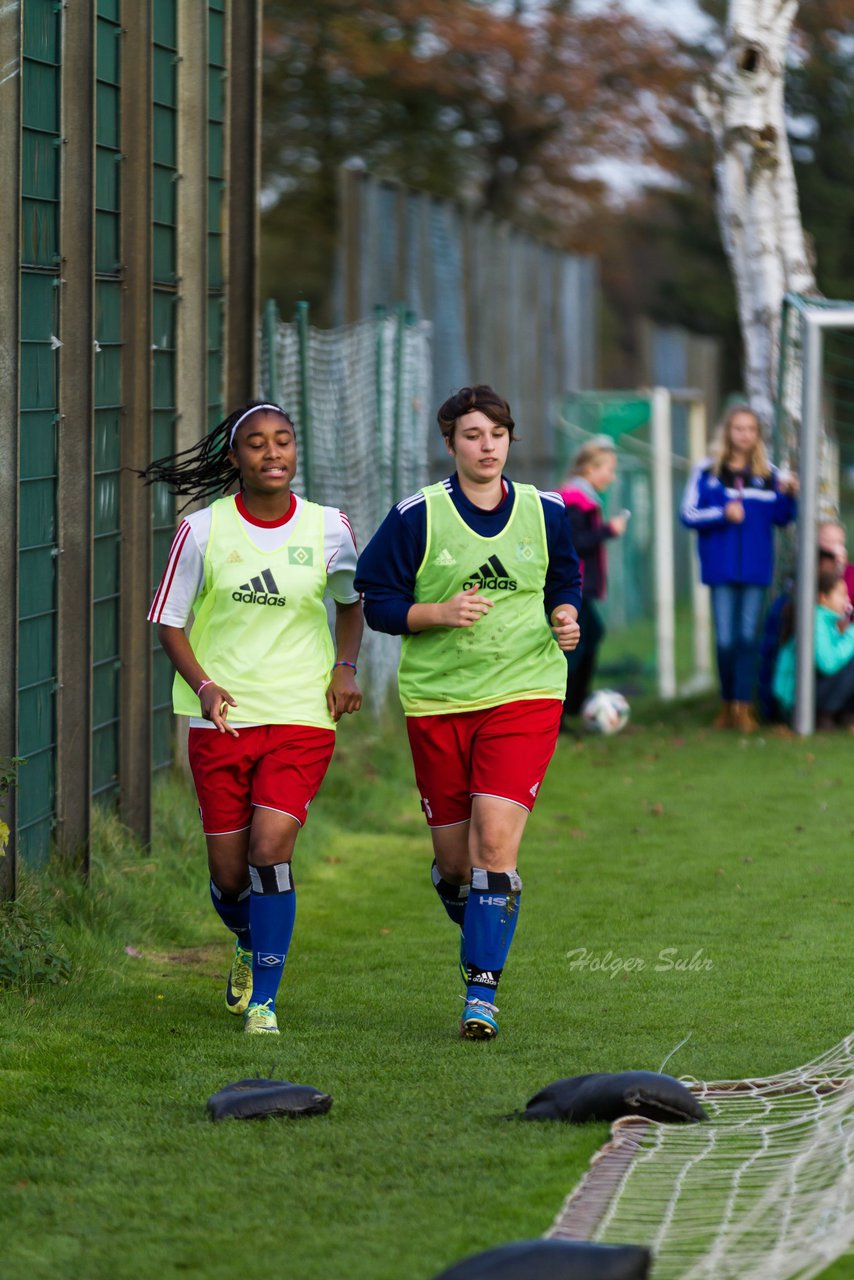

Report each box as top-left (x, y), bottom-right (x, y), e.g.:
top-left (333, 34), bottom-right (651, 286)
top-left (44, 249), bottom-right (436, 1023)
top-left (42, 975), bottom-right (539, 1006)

top-left (547, 1032), bottom-right (854, 1280)
top-left (267, 310), bottom-right (432, 706)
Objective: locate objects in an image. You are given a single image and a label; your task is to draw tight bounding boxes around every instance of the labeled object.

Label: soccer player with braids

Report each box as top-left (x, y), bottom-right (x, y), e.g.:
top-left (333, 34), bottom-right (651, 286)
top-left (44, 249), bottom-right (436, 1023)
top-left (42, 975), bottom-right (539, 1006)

top-left (144, 402), bottom-right (363, 1036)
top-left (355, 386), bottom-right (581, 1039)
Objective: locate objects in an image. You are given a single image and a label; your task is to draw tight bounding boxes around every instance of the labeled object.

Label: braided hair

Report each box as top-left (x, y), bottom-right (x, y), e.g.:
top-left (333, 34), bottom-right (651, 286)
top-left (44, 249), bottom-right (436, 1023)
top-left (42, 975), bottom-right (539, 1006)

top-left (138, 400), bottom-right (293, 509)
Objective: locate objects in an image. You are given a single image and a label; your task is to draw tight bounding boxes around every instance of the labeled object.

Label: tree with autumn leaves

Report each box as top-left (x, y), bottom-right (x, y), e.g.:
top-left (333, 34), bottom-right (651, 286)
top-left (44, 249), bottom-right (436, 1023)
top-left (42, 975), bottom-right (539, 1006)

top-left (261, 0), bottom-right (693, 324)
top-left (262, 0), bottom-right (854, 397)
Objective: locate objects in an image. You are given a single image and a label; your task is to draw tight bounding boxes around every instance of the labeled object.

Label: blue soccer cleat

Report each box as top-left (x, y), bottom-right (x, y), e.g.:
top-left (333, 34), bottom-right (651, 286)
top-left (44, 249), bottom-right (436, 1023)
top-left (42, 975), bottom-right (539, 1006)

top-left (460, 996), bottom-right (499, 1040)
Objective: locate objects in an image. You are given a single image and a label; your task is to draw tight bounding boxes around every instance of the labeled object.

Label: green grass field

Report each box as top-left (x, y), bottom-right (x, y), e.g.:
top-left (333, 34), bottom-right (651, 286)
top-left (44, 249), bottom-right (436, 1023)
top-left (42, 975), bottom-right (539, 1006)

top-left (1, 697), bottom-right (852, 1280)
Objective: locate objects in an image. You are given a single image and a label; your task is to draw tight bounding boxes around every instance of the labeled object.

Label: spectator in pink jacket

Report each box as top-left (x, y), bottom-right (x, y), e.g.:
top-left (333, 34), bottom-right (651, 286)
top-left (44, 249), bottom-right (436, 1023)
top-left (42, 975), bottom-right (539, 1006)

top-left (558, 438), bottom-right (628, 721)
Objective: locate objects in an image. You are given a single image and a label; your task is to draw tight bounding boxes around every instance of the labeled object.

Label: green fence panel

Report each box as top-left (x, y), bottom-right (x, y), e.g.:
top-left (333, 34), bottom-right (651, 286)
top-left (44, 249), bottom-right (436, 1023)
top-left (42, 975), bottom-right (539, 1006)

top-left (21, 61), bottom-right (59, 132)
top-left (18, 615), bottom-right (55, 690)
top-left (18, 0), bottom-right (61, 866)
top-left (21, 132), bottom-right (59, 200)
top-left (93, 599), bottom-right (119, 663)
top-left (152, 166), bottom-right (176, 225)
top-left (207, 2), bottom-right (226, 427)
top-left (21, 200), bottom-right (59, 268)
top-left (95, 20), bottom-right (119, 84)
top-left (19, 478), bottom-right (55, 548)
top-left (23, 0), bottom-right (60, 61)
top-left (17, 685), bottom-right (54, 759)
top-left (153, 47), bottom-right (176, 108)
top-left (208, 122), bottom-right (223, 180)
top-left (153, 0), bottom-right (177, 48)
top-left (151, 0), bottom-right (178, 776)
top-left (92, 12), bottom-right (123, 803)
top-left (95, 212), bottom-right (120, 276)
top-left (19, 410), bottom-right (57, 479)
top-left (16, 753), bottom-right (54, 830)
top-left (95, 82), bottom-right (119, 147)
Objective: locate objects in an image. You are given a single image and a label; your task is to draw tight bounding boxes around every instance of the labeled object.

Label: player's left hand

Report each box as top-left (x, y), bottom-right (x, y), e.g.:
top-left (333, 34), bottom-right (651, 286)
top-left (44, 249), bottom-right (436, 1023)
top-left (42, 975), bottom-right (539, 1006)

top-left (551, 607), bottom-right (581, 651)
top-left (326, 666), bottom-right (363, 721)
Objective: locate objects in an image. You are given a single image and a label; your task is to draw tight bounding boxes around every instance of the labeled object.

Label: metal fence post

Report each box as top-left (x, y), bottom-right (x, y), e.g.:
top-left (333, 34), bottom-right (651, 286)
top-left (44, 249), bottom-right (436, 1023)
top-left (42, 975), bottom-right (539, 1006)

top-left (0, 0), bottom-right (20, 898)
top-left (793, 317), bottom-right (822, 735)
top-left (392, 303), bottom-right (406, 501)
top-left (374, 304), bottom-right (387, 505)
top-left (688, 398), bottom-right (712, 691)
top-left (295, 300), bottom-right (312, 497)
top-left (651, 386), bottom-right (676, 699)
top-left (263, 298), bottom-right (280, 403)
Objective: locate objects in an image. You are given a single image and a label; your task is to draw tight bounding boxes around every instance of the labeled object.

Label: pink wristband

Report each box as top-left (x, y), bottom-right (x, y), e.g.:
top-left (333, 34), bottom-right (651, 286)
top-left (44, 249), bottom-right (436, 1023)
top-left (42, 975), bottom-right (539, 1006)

top-left (196, 678), bottom-right (215, 697)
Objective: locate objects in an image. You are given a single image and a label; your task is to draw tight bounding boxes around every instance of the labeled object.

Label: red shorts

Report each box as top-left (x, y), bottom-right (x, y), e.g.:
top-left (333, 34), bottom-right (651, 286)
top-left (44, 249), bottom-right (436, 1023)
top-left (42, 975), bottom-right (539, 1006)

top-left (187, 725), bottom-right (336, 835)
top-left (405, 699), bottom-right (562, 827)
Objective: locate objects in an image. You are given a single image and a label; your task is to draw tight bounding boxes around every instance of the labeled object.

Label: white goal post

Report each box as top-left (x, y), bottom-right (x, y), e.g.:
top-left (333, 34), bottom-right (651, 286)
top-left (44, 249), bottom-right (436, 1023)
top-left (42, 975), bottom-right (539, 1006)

top-left (788, 297), bottom-right (854, 735)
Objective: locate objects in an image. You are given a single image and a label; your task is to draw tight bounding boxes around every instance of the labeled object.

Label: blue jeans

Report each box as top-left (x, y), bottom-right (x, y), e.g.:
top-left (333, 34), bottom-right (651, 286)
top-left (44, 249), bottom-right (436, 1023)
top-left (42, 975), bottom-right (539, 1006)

top-left (710, 584), bottom-right (766, 702)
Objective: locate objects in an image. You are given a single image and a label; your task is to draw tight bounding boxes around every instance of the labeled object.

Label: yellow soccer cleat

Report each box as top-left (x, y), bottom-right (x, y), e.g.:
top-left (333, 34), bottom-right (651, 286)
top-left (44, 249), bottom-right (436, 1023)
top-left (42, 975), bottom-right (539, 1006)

top-left (225, 942), bottom-right (253, 1016)
top-left (244, 1000), bottom-right (280, 1036)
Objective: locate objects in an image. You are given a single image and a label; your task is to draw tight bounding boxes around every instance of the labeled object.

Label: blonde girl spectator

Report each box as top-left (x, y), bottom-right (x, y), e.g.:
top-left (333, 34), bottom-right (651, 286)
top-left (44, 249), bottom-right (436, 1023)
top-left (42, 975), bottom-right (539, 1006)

top-left (681, 404), bottom-right (797, 732)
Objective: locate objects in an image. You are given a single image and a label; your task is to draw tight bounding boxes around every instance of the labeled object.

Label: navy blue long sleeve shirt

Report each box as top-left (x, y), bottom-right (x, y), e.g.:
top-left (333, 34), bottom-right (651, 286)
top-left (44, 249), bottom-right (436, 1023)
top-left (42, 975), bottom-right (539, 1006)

top-left (355, 474), bottom-right (583, 635)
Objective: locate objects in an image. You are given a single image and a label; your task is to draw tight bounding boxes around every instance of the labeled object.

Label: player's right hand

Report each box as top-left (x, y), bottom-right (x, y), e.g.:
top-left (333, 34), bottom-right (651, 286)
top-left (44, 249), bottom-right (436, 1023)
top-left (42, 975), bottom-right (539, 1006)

top-left (440, 584), bottom-right (493, 628)
top-left (724, 501), bottom-right (745, 523)
top-left (200, 683), bottom-right (239, 736)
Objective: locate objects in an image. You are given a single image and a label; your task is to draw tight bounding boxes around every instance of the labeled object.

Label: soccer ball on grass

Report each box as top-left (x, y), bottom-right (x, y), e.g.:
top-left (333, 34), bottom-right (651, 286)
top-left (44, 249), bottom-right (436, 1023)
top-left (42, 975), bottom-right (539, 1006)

top-left (581, 689), bottom-right (630, 735)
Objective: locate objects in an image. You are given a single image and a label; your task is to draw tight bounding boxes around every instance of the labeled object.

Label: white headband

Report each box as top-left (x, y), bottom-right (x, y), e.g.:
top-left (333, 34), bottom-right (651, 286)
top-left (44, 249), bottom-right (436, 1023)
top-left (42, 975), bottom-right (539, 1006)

top-left (228, 403), bottom-right (289, 448)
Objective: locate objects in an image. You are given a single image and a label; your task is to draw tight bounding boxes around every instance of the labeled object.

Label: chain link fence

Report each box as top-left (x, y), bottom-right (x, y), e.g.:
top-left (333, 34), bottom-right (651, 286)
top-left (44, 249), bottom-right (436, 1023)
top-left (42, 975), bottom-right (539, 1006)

top-left (260, 300), bottom-right (432, 706)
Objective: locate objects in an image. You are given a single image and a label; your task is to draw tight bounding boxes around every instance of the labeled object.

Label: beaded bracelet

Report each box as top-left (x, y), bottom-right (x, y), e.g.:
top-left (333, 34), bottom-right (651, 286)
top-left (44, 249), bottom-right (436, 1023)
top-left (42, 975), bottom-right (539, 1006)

top-left (196, 678), bottom-right (215, 696)
top-left (332, 660), bottom-right (357, 674)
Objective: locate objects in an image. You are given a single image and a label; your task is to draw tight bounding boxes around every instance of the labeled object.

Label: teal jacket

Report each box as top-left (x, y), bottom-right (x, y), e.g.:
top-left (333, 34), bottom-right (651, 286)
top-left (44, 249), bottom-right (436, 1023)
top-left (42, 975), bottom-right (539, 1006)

top-left (773, 605), bottom-right (854, 713)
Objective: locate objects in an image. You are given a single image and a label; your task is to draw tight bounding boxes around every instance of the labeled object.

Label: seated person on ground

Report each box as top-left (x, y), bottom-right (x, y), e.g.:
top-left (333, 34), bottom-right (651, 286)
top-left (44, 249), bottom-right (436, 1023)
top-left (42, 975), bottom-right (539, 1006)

top-left (818, 519), bottom-right (854, 599)
top-left (773, 566), bottom-right (854, 729)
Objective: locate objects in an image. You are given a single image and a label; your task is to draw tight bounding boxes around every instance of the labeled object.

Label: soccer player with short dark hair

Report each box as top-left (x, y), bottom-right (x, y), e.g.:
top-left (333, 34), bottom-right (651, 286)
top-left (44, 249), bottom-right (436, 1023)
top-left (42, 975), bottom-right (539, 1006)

top-left (355, 385), bottom-right (582, 1039)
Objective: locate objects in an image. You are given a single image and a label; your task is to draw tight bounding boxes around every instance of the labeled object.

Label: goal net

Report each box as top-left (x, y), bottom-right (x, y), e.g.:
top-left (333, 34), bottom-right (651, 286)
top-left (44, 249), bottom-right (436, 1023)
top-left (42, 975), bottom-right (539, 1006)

top-left (775, 295), bottom-right (854, 732)
top-left (548, 1032), bottom-right (854, 1279)
top-left (261, 302), bottom-right (433, 705)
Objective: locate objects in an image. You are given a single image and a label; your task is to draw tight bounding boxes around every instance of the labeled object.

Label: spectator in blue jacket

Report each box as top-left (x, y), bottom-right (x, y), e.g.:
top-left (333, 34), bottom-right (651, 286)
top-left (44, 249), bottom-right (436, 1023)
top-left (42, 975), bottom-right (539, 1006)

top-left (680, 404), bottom-right (798, 732)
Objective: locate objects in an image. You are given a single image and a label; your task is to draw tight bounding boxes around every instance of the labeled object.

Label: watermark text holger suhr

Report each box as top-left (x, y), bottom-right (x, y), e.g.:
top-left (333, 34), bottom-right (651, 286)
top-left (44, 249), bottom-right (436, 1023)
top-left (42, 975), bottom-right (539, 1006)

top-left (566, 947), bottom-right (714, 979)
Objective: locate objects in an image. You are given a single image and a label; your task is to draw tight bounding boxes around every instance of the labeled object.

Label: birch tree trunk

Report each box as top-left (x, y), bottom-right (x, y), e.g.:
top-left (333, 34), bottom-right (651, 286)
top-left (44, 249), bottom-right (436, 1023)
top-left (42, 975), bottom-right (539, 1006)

top-left (696, 0), bottom-right (816, 431)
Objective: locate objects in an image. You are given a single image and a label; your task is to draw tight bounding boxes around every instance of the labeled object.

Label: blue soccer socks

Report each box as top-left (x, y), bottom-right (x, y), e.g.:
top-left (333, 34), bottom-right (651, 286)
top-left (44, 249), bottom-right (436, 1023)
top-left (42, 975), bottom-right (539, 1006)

top-left (248, 861), bottom-right (296, 1011)
top-left (210, 879), bottom-right (252, 949)
top-left (462, 866), bottom-right (522, 1004)
top-left (431, 859), bottom-right (470, 927)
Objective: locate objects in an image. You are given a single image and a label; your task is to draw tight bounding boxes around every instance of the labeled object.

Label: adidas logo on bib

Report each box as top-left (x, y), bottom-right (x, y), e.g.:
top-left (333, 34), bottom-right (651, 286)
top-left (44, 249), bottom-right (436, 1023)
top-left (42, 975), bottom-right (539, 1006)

top-left (232, 568), bottom-right (287, 607)
top-left (463, 554), bottom-right (517, 592)
top-left (434, 547), bottom-right (457, 567)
